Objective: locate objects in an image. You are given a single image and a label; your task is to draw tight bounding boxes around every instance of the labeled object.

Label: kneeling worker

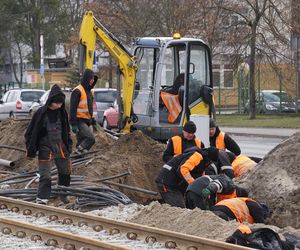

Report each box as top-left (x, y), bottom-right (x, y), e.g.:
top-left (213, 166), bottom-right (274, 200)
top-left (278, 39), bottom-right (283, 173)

top-left (156, 147), bottom-right (219, 208)
top-left (163, 121), bottom-right (205, 163)
top-left (211, 197), bottom-right (270, 224)
top-left (185, 174), bottom-right (248, 210)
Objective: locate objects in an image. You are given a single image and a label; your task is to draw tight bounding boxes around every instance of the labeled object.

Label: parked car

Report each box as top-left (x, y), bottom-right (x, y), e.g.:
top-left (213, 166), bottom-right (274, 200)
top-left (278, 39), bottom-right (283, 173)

top-left (0, 89), bottom-right (45, 120)
top-left (244, 90), bottom-right (297, 114)
top-left (29, 90), bottom-right (50, 115)
top-left (93, 88), bottom-right (117, 124)
top-left (102, 100), bottom-right (119, 129)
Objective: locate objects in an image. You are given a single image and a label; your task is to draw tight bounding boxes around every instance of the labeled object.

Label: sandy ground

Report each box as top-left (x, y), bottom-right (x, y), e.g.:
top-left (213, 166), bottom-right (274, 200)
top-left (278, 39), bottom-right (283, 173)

top-left (0, 119), bottom-right (300, 246)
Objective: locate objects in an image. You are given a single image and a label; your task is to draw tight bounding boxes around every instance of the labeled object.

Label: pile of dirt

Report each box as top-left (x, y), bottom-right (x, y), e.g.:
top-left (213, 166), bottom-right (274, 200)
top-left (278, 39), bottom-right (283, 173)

top-left (237, 132), bottom-right (300, 229)
top-left (75, 130), bottom-right (165, 203)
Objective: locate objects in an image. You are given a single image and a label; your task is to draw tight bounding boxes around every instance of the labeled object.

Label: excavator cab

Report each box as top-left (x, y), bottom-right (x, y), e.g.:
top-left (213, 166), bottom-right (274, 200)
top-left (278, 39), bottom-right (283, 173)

top-left (132, 36), bottom-right (213, 140)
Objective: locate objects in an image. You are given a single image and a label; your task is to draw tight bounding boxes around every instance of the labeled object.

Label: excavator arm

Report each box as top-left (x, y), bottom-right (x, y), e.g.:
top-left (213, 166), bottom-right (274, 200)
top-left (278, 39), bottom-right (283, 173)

top-left (79, 11), bottom-right (137, 133)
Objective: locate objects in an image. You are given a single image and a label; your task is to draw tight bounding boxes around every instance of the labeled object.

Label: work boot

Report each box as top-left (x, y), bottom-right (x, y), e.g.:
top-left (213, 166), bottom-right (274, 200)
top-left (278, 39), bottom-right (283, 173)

top-left (36, 197), bottom-right (48, 205)
top-left (75, 145), bottom-right (88, 155)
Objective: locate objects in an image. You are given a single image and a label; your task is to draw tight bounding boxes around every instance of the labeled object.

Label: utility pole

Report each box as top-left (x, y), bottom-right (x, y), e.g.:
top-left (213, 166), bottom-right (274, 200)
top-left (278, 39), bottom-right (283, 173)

top-left (40, 34), bottom-right (45, 90)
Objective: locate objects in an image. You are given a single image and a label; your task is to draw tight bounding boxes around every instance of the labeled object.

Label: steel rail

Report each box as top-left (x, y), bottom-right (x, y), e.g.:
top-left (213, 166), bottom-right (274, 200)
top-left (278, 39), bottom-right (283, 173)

top-left (0, 217), bottom-right (128, 250)
top-left (0, 196), bottom-right (252, 250)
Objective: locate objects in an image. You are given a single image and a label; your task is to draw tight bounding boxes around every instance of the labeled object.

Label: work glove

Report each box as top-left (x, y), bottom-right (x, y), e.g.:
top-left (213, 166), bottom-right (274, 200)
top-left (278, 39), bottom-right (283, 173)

top-left (202, 188), bottom-right (211, 199)
top-left (71, 125), bottom-right (79, 134)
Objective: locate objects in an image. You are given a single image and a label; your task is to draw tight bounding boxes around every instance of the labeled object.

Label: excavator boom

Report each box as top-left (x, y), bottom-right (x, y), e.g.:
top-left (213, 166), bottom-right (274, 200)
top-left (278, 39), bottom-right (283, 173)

top-left (79, 11), bottom-right (137, 132)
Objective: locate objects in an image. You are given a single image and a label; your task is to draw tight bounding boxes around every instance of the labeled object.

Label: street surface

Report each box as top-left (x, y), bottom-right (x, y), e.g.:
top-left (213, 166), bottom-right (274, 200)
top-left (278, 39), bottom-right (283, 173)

top-left (230, 134), bottom-right (284, 158)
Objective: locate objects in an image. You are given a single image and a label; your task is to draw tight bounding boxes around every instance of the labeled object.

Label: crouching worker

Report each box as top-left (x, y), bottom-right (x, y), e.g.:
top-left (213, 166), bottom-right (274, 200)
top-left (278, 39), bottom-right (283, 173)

top-left (185, 174), bottom-right (248, 210)
top-left (25, 84), bottom-right (72, 205)
top-left (155, 147), bottom-right (219, 208)
top-left (211, 197), bottom-right (270, 224)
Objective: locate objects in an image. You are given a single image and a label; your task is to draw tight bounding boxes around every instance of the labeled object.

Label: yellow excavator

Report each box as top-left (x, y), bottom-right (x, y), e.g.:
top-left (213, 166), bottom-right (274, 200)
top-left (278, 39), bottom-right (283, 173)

top-left (79, 11), bottom-right (214, 140)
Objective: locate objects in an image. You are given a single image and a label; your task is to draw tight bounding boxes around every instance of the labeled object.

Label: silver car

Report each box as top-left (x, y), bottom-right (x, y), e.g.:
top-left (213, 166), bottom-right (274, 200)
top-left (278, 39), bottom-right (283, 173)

top-left (29, 90), bottom-right (50, 115)
top-left (0, 88), bottom-right (45, 120)
top-left (93, 88), bottom-right (117, 124)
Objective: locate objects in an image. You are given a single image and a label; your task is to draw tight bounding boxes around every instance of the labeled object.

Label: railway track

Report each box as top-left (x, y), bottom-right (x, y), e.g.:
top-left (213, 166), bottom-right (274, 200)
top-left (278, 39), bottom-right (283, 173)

top-left (0, 196), bottom-right (251, 250)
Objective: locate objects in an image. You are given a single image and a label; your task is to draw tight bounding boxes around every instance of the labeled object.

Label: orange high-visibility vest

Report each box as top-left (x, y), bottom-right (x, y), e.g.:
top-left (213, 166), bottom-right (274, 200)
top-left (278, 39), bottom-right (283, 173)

top-left (216, 131), bottom-right (225, 150)
top-left (232, 155), bottom-right (256, 177)
top-left (75, 85), bottom-right (94, 119)
top-left (172, 136), bottom-right (201, 156)
top-left (216, 198), bottom-right (254, 224)
top-left (160, 91), bottom-right (182, 123)
top-left (216, 190), bottom-right (237, 203)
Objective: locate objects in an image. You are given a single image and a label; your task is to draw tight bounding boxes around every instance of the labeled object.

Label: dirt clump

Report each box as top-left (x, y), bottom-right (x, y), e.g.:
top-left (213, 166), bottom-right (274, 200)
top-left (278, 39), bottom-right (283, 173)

top-left (237, 132), bottom-right (300, 229)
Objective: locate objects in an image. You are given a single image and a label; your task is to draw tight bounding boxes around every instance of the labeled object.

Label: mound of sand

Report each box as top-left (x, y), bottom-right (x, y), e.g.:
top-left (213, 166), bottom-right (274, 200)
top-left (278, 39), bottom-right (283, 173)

top-left (237, 132), bottom-right (300, 229)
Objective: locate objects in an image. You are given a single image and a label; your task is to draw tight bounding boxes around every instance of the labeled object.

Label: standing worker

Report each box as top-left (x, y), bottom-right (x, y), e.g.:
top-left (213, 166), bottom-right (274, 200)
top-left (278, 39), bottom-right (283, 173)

top-left (156, 147), bottom-right (219, 208)
top-left (211, 197), bottom-right (270, 224)
top-left (25, 84), bottom-right (72, 205)
top-left (209, 118), bottom-right (241, 156)
top-left (70, 69), bottom-right (98, 154)
top-left (163, 121), bottom-right (205, 163)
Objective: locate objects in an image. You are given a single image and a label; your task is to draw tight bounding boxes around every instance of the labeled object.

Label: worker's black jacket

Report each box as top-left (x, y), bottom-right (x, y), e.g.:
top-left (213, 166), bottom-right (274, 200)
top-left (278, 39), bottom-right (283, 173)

top-left (205, 150), bottom-right (235, 179)
top-left (25, 84), bottom-right (72, 158)
top-left (210, 126), bottom-right (241, 156)
top-left (69, 69), bottom-right (97, 126)
top-left (156, 148), bottom-right (210, 192)
top-left (211, 200), bottom-right (266, 223)
top-left (187, 174), bottom-right (235, 196)
top-left (162, 134), bottom-right (205, 163)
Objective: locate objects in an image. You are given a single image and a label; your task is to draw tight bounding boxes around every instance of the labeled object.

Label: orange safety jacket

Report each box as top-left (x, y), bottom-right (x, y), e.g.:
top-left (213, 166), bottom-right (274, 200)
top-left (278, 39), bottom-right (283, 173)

top-left (216, 131), bottom-right (226, 150)
top-left (216, 190), bottom-right (237, 203)
top-left (75, 85), bottom-right (94, 119)
top-left (179, 152), bottom-right (203, 184)
top-left (172, 136), bottom-right (201, 156)
top-left (160, 91), bottom-right (182, 123)
top-left (232, 155), bottom-right (256, 177)
top-left (216, 198), bottom-right (255, 224)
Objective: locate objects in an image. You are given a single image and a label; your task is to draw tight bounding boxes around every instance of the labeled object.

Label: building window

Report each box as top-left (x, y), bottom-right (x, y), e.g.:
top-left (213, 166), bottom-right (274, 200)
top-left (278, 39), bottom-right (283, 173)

top-left (213, 64), bottom-right (233, 88)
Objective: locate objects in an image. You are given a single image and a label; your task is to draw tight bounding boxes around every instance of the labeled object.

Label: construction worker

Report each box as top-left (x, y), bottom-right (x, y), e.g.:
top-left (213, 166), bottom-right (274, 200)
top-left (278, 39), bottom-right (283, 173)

top-left (163, 121), bottom-right (205, 163)
top-left (211, 197), bottom-right (270, 224)
top-left (25, 84), bottom-right (72, 205)
top-left (185, 175), bottom-right (248, 210)
top-left (206, 151), bottom-right (257, 178)
top-left (209, 118), bottom-right (241, 156)
top-left (155, 147), bottom-right (219, 208)
top-left (204, 150), bottom-right (235, 179)
top-left (70, 69), bottom-right (98, 154)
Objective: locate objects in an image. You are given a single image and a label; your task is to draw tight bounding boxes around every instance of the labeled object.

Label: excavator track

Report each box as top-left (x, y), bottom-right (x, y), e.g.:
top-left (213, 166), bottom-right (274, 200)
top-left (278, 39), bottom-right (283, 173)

top-left (0, 196), bottom-right (251, 250)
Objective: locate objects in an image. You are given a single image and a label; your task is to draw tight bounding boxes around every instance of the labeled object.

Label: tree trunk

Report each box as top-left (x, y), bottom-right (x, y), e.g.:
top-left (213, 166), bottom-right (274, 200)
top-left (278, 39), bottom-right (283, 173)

top-left (249, 25), bottom-right (257, 119)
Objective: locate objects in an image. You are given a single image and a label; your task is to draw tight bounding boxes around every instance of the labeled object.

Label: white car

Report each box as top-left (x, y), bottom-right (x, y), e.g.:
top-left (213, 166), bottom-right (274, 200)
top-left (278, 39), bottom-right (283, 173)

top-left (0, 88), bottom-right (45, 121)
top-left (29, 90), bottom-right (50, 115)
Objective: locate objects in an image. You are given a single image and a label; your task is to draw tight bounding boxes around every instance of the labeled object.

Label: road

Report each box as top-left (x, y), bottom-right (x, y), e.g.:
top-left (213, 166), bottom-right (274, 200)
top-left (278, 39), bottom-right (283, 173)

top-left (230, 134), bottom-right (285, 158)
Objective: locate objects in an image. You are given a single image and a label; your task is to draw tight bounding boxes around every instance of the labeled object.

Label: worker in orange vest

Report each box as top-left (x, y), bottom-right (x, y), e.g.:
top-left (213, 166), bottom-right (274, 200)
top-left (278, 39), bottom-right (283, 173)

top-left (163, 121), bottom-right (205, 163)
top-left (209, 118), bottom-right (241, 156)
top-left (156, 147), bottom-right (219, 208)
top-left (70, 69), bottom-right (98, 154)
top-left (211, 197), bottom-right (270, 224)
top-left (206, 151), bottom-right (257, 178)
top-left (185, 175), bottom-right (248, 210)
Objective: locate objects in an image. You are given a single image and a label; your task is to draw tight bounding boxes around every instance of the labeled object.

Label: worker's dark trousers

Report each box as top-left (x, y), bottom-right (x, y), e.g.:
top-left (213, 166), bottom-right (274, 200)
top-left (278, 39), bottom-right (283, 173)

top-left (76, 120), bottom-right (95, 150)
top-left (157, 185), bottom-right (185, 208)
top-left (185, 191), bottom-right (215, 210)
top-left (37, 145), bottom-right (71, 200)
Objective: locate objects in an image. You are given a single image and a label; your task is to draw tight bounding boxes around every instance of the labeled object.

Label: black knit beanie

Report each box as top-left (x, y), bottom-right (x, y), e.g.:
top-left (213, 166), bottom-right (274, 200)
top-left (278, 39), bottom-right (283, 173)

top-left (206, 146), bottom-right (219, 162)
top-left (209, 118), bottom-right (217, 128)
top-left (183, 121), bottom-right (197, 133)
